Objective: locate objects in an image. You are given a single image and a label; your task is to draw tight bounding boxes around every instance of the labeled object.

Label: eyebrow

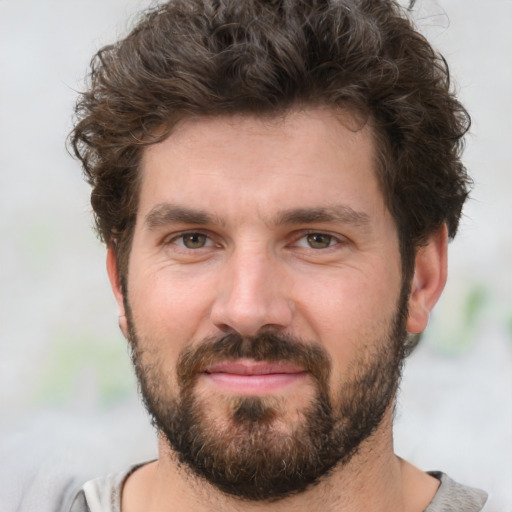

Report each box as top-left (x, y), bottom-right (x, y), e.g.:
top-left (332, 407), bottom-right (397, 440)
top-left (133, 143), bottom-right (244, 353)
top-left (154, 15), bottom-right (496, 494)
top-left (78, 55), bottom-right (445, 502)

top-left (273, 206), bottom-right (370, 228)
top-left (144, 203), bottom-right (370, 230)
top-left (145, 204), bottom-right (223, 229)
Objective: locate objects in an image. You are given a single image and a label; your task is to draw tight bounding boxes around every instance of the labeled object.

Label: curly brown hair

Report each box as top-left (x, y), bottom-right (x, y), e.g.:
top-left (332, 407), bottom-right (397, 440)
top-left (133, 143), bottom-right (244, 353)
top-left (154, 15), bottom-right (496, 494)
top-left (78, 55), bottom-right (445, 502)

top-left (70, 0), bottom-right (471, 282)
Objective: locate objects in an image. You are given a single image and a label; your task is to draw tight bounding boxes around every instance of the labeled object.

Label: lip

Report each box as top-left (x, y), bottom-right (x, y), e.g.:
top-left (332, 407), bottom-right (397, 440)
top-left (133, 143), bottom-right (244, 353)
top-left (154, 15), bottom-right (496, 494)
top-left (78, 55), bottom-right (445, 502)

top-left (205, 359), bottom-right (305, 375)
top-left (203, 359), bottom-right (308, 395)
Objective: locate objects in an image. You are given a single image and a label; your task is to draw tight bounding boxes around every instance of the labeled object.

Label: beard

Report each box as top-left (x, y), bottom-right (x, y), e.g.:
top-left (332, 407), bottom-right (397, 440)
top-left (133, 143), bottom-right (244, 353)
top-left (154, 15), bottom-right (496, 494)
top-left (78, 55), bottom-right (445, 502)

top-left (124, 291), bottom-right (408, 502)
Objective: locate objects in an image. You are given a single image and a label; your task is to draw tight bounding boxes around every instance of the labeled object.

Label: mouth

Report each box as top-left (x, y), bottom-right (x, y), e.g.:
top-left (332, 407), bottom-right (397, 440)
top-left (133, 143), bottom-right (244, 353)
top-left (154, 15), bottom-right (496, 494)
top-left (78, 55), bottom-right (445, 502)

top-left (202, 359), bottom-right (308, 395)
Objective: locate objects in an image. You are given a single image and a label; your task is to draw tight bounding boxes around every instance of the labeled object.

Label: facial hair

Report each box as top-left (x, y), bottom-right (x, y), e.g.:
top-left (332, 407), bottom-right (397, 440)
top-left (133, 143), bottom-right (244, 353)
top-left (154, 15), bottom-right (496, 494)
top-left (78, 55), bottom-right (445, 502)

top-left (125, 295), bottom-right (407, 502)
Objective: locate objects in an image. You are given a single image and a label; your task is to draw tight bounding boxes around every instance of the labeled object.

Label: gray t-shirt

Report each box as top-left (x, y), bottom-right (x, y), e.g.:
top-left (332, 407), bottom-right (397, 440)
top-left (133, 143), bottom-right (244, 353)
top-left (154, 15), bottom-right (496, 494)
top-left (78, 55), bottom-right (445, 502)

top-left (69, 465), bottom-right (488, 512)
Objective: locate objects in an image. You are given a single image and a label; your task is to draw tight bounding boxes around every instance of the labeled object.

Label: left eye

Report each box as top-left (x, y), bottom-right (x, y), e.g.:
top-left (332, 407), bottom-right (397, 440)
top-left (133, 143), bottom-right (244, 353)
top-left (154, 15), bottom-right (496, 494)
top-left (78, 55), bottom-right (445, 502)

top-left (295, 233), bottom-right (337, 249)
top-left (175, 233), bottom-right (211, 249)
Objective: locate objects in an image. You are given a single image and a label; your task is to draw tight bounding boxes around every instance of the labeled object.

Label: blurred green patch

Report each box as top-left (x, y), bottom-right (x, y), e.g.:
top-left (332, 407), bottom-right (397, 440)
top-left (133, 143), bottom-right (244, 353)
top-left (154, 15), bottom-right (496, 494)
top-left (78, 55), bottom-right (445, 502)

top-left (461, 284), bottom-right (488, 339)
top-left (35, 330), bottom-right (135, 408)
top-left (22, 221), bottom-right (57, 275)
top-left (426, 283), bottom-right (490, 355)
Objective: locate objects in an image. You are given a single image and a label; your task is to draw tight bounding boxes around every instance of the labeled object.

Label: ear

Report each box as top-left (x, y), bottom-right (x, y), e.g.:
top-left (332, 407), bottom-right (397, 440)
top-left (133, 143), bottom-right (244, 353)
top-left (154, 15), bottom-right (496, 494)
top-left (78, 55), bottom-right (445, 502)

top-left (406, 224), bottom-right (448, 334)
top-left (106, 247), bottom-right (129, 339)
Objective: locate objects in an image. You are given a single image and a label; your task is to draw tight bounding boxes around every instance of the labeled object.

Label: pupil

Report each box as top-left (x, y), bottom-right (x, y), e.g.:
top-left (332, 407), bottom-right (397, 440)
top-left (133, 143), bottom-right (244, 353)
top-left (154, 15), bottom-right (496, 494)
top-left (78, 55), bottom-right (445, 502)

top-left (308, 234), bottom-right (331, 249)
top-left (184, 233), bottom-right (205, 248)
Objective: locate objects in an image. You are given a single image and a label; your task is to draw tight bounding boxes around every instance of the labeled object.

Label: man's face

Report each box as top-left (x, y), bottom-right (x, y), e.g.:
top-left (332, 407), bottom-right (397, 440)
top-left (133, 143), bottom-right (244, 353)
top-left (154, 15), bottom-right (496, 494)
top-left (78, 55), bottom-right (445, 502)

top-left (115, 108), bottom-right (408, 500)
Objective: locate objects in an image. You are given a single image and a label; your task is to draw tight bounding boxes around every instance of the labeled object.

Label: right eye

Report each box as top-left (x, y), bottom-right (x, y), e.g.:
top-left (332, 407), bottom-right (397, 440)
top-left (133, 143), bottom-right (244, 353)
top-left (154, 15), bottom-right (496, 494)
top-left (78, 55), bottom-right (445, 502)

top-left (303, 233), bottom-right (335, 249)
top-left (168, 232), bottom-right (215, 250)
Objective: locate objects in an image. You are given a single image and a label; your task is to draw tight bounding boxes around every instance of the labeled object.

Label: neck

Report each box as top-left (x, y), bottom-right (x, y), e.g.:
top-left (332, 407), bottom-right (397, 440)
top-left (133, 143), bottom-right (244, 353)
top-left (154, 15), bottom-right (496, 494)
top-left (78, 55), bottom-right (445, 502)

top-left (121, 413), bottom-right (439, 512)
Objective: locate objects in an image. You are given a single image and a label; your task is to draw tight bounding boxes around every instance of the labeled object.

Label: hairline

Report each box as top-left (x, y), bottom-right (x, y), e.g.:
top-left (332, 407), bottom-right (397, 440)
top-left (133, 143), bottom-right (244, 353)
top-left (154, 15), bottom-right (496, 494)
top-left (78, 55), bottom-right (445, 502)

top-left (113, 104), bottom-right (416, 284)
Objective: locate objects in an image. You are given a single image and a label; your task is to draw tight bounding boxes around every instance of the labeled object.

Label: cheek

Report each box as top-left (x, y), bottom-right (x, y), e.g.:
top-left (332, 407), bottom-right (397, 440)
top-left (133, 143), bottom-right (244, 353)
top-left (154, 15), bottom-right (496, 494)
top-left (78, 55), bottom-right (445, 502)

top-left (127, 263), bottom-right (218, 357)
top-left (293, 266), bottom-right (401, 373)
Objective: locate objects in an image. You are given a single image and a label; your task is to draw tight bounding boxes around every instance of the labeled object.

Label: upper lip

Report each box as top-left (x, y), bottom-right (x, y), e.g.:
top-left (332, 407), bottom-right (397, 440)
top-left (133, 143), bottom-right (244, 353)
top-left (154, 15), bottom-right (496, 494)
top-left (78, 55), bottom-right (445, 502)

top-left (204, 359), bottom-right (305, 375)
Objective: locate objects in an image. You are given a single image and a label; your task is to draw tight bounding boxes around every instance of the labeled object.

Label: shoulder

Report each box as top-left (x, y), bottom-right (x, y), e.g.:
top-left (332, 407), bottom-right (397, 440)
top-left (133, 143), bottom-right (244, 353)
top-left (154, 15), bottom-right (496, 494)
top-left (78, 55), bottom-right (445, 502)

top-left (425, 472), bottom-right (488, 512)
top-left (69, 463), bottom-right (147, 512)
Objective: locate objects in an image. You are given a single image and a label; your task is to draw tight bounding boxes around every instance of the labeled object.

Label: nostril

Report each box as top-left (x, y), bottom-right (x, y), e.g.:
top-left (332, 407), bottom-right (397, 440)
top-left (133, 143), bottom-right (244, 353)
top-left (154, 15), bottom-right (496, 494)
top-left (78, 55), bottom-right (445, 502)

top-left (214, 322), bottom-right (238, 334)
top-left (210, 260), bottom-right (293, 336)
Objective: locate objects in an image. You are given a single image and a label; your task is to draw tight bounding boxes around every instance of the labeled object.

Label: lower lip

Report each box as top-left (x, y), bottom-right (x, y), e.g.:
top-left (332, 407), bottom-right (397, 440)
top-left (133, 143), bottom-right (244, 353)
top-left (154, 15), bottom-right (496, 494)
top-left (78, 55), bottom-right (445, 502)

top-left (203, 372), bottom-right (308, 395)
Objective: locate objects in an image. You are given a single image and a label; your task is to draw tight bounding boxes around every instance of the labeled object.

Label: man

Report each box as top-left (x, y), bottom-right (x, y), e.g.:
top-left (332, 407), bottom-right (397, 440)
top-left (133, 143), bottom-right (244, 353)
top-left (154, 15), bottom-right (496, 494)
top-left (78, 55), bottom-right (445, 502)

top-left (69, 0), bottom-right (488, 510)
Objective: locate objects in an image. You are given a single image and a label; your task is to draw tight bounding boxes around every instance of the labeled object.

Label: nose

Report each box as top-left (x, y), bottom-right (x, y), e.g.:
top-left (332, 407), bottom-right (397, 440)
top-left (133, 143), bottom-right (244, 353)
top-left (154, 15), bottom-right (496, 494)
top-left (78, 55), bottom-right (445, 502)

top-left (210, 247), bottom-right (293, 336)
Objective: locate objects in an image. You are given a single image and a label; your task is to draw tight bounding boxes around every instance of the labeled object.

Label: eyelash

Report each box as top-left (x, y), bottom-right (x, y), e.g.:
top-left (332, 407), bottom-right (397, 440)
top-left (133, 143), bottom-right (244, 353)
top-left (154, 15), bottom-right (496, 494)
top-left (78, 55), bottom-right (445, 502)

top-left (166, 231), bottom-right (217, 250)
top-left (292, 231), bottom-right (344, 250)
top-left (165, 230), bottom-right (345, 252)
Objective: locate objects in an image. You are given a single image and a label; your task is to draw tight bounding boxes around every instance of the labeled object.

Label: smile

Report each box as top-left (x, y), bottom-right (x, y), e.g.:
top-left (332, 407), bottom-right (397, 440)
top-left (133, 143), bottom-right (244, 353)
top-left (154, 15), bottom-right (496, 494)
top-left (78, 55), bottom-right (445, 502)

top-left (203, 359), bottom-right (308, 395)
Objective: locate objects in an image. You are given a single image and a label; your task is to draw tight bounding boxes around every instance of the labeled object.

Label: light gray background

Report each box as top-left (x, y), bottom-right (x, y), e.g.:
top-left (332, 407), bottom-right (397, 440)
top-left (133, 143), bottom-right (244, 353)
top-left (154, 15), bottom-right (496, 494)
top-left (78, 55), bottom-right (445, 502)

top-left (1, 1), bottom-right (511, 511)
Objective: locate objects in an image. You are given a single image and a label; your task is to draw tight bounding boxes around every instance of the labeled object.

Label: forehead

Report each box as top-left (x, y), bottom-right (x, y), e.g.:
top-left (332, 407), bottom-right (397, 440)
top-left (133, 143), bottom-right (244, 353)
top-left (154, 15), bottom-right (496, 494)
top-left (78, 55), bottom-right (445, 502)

top-left (137, 107), bottom-right (385, 224)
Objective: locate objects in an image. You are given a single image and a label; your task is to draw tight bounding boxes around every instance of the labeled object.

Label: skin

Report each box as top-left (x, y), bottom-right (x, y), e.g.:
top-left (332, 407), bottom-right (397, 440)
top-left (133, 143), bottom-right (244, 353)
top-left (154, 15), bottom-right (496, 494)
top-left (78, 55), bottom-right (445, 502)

top-left (107, 107), bottom-right (447, 512)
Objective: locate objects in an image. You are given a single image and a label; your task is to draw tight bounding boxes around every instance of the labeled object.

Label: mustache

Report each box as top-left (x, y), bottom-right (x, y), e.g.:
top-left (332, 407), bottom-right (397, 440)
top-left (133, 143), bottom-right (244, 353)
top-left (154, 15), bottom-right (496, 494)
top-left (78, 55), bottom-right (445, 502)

top-left (176, 331), bottom-right (332, 387)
